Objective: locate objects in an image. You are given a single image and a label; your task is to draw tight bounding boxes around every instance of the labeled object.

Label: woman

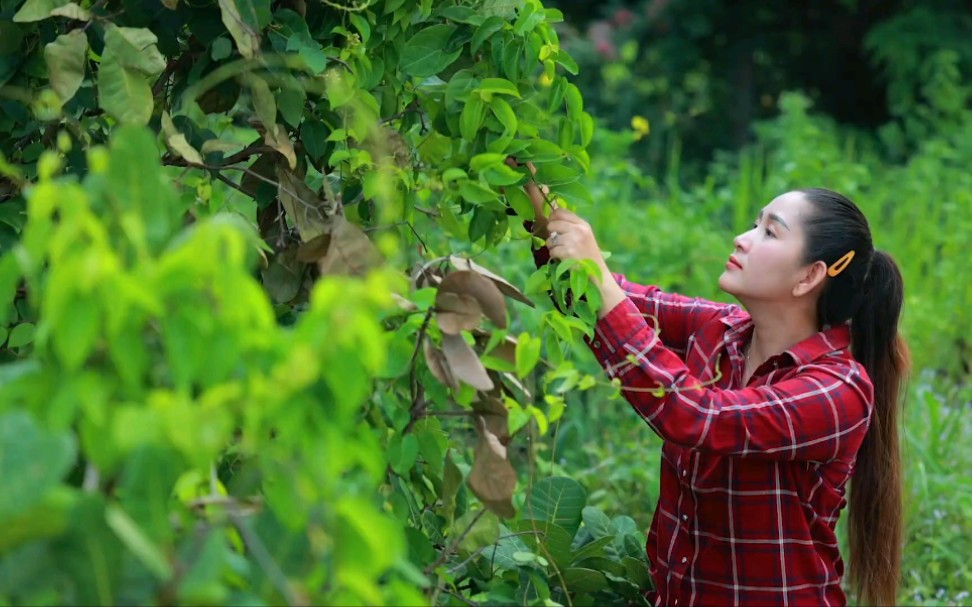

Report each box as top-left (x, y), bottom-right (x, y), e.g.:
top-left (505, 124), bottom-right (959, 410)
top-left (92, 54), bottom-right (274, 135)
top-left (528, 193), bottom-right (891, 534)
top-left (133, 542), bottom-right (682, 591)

top-left (522, 177), bottom-right (908, 607)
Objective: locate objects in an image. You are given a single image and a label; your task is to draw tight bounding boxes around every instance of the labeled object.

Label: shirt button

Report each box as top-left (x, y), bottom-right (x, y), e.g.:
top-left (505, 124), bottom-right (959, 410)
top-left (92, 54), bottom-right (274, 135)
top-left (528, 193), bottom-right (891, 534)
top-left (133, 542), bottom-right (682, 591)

top-left (681, 514), bottom-right (688, 521)
top-left (592, 340), bottom-right (601, 348)
top-left (681, 556), bottom-right (688, 564)
top-left (681, 469), bottom-right (687, 478)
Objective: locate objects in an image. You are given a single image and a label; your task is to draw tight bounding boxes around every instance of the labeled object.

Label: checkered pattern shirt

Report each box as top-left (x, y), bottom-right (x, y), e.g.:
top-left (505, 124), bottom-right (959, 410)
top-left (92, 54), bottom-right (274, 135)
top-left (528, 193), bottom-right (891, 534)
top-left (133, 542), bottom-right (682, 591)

top-left (586, 275), bottom-right (874, 607)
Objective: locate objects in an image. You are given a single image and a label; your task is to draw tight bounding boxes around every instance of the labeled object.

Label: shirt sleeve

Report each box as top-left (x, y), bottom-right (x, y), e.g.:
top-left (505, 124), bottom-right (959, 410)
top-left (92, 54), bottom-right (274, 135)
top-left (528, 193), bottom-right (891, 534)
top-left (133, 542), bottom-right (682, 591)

top-left (589, 297), bottom-right (874, 462)
top-left (529, 238), bottom-right (733, 355)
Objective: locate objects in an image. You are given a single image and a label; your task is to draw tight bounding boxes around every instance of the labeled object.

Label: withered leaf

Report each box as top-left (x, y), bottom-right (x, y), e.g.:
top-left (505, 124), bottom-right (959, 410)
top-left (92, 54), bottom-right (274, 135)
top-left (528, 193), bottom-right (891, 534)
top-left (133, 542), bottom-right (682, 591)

top-left (265, 124), bottom-right (297, 169)
top-left (438, 270), bottom-right (507, 330)
top-left (436, 291), bottom-right (482, 335)
top-left (468, 414), bottom-right (516, 518)
top-left (423, 339), bottom-right (458, 390)
top-left (441, 333), bottom-right (493, 391)
top-left (295, 232), bottom-right (332, 262)
top-left (275, 166), bottom-right (329, 241)
top-left (472, 396), bottom-right (510, 446)
top-left (450, 255), bottom-right (534, 307)
top-left (316, 214), bottom-right (383, 277)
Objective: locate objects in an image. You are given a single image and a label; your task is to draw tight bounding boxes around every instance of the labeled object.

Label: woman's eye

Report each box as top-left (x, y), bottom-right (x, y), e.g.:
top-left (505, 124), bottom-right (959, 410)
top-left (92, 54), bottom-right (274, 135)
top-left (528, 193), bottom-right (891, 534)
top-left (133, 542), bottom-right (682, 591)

top-left (765, 228), bottom-right (775, 238)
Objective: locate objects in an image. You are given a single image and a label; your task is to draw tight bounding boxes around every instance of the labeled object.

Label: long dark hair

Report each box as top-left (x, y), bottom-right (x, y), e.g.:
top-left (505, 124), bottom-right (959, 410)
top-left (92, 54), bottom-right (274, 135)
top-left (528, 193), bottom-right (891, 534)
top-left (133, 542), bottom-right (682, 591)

top-left (798, 188), bottom-right (910, 606)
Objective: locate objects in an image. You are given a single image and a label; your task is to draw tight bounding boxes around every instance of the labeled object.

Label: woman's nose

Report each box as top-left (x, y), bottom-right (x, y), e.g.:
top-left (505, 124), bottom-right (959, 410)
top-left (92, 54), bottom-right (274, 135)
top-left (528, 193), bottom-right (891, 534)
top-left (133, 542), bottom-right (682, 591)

top-left (733, 233), bottom-right (749, 252)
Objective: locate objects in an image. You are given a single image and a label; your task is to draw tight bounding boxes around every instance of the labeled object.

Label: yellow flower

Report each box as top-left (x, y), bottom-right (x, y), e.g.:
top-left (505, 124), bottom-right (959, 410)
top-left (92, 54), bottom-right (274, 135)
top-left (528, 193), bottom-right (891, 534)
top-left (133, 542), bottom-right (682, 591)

top-left (538, 72), bottom-right (554, 88)
top-left (631, 115), bottom-right (650, 140)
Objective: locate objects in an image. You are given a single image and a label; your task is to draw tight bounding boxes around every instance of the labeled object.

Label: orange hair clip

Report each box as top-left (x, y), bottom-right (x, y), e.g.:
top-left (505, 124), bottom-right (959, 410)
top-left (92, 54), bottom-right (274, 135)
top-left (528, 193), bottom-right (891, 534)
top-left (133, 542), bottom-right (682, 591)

top-left (827, 250), bottom-right (855, 277)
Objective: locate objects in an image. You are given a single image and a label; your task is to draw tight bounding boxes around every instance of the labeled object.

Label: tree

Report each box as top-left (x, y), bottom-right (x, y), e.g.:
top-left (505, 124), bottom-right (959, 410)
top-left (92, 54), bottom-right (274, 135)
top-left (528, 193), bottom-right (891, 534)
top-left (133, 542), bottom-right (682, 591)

top-left (0, 0), bottom-right (651, 604)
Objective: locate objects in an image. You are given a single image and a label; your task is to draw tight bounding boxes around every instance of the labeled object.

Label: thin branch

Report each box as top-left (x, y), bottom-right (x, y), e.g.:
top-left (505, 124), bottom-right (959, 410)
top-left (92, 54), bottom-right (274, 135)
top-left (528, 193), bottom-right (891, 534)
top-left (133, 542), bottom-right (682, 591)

top-left (448, 531), bottom-right (541, 574)
top-left (424, 509), bottom-right (485, 576)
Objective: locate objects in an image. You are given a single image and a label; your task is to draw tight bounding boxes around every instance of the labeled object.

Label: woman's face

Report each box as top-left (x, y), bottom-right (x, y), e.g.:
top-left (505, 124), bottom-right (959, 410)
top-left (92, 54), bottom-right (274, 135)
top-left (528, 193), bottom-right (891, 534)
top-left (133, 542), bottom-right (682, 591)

top-left (718, 191), bottom-right (821, 303)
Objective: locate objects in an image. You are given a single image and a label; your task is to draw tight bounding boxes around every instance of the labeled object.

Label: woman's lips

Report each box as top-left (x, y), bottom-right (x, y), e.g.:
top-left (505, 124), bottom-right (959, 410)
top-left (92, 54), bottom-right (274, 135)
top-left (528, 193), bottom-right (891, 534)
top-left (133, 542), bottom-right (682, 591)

top-left (726, 255), bottom-right (743, 270)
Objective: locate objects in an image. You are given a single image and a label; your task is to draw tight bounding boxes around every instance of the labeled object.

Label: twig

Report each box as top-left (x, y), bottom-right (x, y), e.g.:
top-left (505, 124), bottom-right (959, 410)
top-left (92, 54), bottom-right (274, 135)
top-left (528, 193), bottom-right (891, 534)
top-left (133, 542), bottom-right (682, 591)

top-left (438, 588), bottom-right (478, 607)
top-left (448, 531), bottom-right (542, 574)
top-left (404, 306), bottom-right (436, 434)
top-left (423, 509), bottom-right (485, 576)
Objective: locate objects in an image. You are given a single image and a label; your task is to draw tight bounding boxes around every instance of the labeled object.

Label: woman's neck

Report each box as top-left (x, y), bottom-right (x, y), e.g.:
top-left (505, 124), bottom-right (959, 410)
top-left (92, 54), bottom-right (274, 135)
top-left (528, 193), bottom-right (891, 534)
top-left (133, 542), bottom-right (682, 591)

top-left (745, 301), bottom-right (819, 366)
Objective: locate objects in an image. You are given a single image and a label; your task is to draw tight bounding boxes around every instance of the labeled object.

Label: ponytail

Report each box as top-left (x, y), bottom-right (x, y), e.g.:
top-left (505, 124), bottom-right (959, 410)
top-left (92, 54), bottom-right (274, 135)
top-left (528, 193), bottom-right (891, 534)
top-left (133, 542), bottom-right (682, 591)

top-left (847, 250), bottom-right (910, 606)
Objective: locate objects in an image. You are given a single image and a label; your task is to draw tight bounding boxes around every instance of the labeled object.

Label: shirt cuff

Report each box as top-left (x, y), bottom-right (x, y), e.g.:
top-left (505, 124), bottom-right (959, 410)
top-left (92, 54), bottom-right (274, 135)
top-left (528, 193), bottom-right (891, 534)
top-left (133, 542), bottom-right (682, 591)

top-left (587, 297), bottom-right (657, 373)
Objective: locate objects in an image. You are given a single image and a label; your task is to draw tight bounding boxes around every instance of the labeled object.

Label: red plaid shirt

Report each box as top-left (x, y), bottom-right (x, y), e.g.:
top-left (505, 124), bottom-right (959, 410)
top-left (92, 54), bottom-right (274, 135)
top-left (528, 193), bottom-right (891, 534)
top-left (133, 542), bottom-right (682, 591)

top-left (585, 275), bottom-right (874, 607)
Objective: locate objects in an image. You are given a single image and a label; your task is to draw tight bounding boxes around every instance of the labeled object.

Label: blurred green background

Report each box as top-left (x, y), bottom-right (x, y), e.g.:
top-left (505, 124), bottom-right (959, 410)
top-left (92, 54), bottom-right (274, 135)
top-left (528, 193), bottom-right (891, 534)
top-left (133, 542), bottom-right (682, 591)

top-left (481, 1), bottom-right (972, 604)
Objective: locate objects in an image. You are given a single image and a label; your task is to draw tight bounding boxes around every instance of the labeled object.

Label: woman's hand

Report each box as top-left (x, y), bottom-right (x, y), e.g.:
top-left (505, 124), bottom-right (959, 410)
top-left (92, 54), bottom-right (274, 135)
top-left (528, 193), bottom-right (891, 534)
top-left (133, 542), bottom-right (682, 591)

top-left (545, 208), bottom-right (627, 317)
top-left (545, 208), bottom-right (605, 267)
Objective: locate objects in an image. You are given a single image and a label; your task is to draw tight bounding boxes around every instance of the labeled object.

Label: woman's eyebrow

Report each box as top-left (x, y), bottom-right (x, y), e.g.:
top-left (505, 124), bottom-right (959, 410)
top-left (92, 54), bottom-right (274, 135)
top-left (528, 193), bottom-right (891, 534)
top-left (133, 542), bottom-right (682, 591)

top-left (756, 210), bottom-right (791, 231)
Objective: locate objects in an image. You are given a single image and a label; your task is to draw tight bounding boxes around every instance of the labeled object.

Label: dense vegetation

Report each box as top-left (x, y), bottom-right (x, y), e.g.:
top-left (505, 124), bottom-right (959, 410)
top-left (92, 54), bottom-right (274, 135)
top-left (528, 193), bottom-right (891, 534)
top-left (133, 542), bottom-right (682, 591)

top-left (0, 0), bottom-right (969, 605)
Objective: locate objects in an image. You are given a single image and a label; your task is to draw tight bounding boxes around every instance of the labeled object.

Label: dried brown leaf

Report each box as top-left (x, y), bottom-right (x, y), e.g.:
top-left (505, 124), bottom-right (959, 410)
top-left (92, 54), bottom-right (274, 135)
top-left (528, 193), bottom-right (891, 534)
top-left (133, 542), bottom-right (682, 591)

top-left (468, 414), bottom-right (516, 518)
top-left (424, 339), bottom-right (458, 390)
top-left (436, 291), bottom-right (482, 335)
top-left (441, 333), bottom-right (493, 391)
top-left (295, 232), bottom-right (332, 262)
top-left (275, 166), bottom-right (329, 241)
top-left (450, 256), bottom-right (534, 307)
top-left (438, 270), bottom-right (507, 329)
top-left (316, 215), bottom-right (383, 277)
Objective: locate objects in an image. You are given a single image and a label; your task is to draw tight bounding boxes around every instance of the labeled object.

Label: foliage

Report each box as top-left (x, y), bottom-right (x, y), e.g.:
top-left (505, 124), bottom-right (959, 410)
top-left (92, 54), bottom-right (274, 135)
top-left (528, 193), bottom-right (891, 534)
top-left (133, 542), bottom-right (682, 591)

top-left (0, 0), bottom-right (654, 605)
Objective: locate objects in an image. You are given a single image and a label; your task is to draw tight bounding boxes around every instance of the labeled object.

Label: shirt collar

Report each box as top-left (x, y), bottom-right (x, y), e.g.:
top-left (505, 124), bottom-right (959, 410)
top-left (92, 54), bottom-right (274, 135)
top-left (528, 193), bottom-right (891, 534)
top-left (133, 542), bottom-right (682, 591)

top-left (719, 308), bottom-right (851, 366)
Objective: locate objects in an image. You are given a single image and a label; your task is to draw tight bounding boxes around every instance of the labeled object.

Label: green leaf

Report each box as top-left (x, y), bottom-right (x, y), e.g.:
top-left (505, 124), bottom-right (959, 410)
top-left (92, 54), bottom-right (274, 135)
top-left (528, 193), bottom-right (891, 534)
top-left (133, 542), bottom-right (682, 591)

top-left (445, 69), bottom-right (479, 108)
top-left (0, 412), bottom-right (76, 520)
top-left (515, 332), bottom-right (541, 378)
top-left (453, 509), bottom-right (500, 555)
top-left (551, 180), bottom-right (593, 205)
top-left (389, 433), bottom-right (419, 476)
top-left (401, 24), bottom-right (462, 78)
top-left (276, 86), bottom-right (305, 127)
top-left (472, 16), bottom-right (506, 53)
top-left (210, 37), bottom-right (232, 60)
top-left (52, 293), bottom-right (100, 371)
top-left (470, 153), bottom-right (506, 172)
top-left (480, 0), bottom-right (522, 19)
top-left (481, 164), bottom-right (523, 186)
top-left (12, 0), bottom-right (69, 22)
top-left (522, 139), bottom-right (565, 164)
top-left (571, 535), bottom-right (614, 564)
top-left (103, 25), bottom-right (167, 77)
top-left (43, 30), bottom-right (87, 102)
top-left (524, 476), bottom-right (587, 537)
top-left (437, 5), bottom-right (482, 24)
top-left (460, 95), bottom-right (485, 141)
top-left (106, 125), bottom-right (180, 250)
top-left (50, 2), bottom-right (90, 20)
top-left (105, 504), bottom-right (173, 581)
top-left (98, 55), bottom-right (154, 125)
top-left (477, 77), bottom-right (520, 98)
top-left (509, 519), bottom-right (574, 570)
top-left (534, 163), bottom-right (580, 187)
top-left (562, 567), bottom-right (608, 594)
top-left (243, 74), bottom-right (276, 130)
top-left (7, 322), bottom-right (35, 348)
top-left (582, 506), bottom-right (613, 539)
top-left (504, 186), bottom-right (533, 218)
top-left (218, 0), bottom-right (262, 59)
top-left (458, 181), bottom-right (499, 206)
top-left (565, 82), bottom-right (583, 123)
top-left (348, 12), bottom-right (371, 43)
top-left (489, 96), bottom-right (517, 134)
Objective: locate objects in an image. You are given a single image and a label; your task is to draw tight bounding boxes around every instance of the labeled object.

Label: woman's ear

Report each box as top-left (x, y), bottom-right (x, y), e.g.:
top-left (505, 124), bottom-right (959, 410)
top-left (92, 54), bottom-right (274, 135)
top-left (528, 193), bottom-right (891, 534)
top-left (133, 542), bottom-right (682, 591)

top-left (793, 260), bottom-right (828, 297)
